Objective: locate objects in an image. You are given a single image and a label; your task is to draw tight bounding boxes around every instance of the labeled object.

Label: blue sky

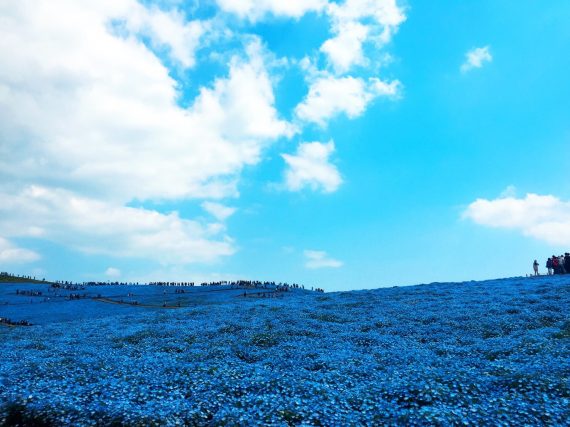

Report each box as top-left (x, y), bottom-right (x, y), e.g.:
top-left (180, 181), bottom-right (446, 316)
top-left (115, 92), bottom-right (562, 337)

top-left (1, 0), bottom-right (569, 291)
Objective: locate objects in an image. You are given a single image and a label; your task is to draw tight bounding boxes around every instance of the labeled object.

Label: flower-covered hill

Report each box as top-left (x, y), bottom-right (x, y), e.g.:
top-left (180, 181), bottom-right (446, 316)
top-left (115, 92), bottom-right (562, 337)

top-left (1, 276), bottom-right (569, 425)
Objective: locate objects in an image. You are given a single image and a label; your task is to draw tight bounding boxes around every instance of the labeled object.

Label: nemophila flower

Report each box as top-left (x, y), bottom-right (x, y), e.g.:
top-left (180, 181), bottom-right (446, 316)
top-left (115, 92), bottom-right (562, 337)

top-left (1, 278), bottom-right (570, 424)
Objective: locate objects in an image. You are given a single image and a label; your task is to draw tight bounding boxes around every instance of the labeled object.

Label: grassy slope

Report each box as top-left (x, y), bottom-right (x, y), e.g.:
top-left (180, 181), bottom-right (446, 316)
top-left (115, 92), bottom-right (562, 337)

top-left (0, 276), bottom-right (51, 284)
top-left (1, 276), bottom-right (569, 425)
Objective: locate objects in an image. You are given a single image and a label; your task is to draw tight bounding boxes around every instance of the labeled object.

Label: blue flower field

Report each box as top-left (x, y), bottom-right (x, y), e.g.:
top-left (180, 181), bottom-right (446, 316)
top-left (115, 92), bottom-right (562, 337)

top-left (1, 277), bottom-right (569, 425)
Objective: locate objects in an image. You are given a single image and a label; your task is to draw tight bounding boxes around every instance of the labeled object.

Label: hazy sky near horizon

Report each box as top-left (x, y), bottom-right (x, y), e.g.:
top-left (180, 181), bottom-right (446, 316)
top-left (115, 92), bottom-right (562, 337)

top-left (1, 0), bottom-right (569, 290)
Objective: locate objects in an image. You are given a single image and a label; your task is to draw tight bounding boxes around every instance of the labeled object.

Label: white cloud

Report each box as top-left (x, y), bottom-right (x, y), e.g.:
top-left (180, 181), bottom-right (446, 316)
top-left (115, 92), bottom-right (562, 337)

top-left (321, 0), bottom-right (406, 73)
top-left (191, 40), bottom-right (295, 145)
top-left (201, 201), bottom-right (237, 221)
top-left (463, 192), bottom-right (570, 246)
top-left (461, 46), bottom-right (492, 73)
top-left (216, 0), bottom-right (327, 21)
top-left (216, 0), bottom-right (406, 76)
top-left (370, 77), bottom-right (402, 96)
top-left (282, 141), bottom-right (342, 193)
top-left (0, 2), bottom-right (297, 266)
top-left (0, 237), bottom-right (40, 264)
top-left (326, 0), bottom-right (406, 29)
top-left (302, 0), bottom-right (406, 126)
top-left (295, 76), bottom-right (400, 126)
top-left (0, 186), bottom-right (235, 264)
top-left (119, 3), bottom-right (209, 68)
top-left (0, 0), bottom-right (406, 269)
top-left (499, 185), bottom-right (517, 199)
top-left (320, 21), bottom-right (369, 73)
top-left (105, 267), bottom-right (122, 278)
top-left (304, 250), bottom-right (343, 269)
top-left (0, 3), bottom-right (293, 202)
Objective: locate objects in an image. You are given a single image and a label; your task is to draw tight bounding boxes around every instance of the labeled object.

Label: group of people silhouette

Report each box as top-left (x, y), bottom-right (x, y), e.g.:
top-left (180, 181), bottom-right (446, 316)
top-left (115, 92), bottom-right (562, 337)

top-left (0, 316), bottom-right (32, 326)
top-left (3, 272), bottom-right (325, 311)
top-left (51, 282), bottom-right (85, 291)
top-left (533, 253), bottom-right (570, 275)
top-left (546, 253), bottom-right (570, 275)
top-left (15, 289), bottom-right (42, 296)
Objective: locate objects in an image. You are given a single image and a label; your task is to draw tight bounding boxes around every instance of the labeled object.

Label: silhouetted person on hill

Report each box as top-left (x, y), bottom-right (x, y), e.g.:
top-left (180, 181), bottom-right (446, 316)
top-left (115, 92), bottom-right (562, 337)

top-left (533, 260), bottom-right (539, 276)
top-left (559, 255), bottom-right (567, 274)
top-left (546, 258), bottom-right (553, 275)
top-left (552, 255), bottom-right (560, 274)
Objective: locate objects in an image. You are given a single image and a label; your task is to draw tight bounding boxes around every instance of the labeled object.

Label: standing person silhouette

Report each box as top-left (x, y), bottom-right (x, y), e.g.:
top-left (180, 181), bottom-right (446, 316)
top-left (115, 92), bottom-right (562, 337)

top-left (533, 260), bottom-right (539, 276)
top-left (546, 257), bottom-right (553, 275)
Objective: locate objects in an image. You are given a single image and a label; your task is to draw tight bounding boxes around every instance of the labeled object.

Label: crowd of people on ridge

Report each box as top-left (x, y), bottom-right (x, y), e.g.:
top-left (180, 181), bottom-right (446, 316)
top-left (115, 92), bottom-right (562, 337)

top-left (50, 282), bottom-right (86, 291)
top-left (533, 253), bottom-right (570, 276)
top-left (148, 280), bottom-right (306, 289)
top-left (0, 317), bottom-right (32, 326)
top-left (3, 272), bottom-right (323, 291)
top-left (13, 287), bottom-right (90, 303)
top-left (15, 289), bottom-right (43, 297)
top-left (3, 272), bottom-right (325, 309)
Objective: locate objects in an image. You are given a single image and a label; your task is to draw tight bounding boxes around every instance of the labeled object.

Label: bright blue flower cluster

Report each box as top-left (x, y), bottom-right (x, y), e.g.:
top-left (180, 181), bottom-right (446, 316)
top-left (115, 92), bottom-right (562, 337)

top-left (1, 276), bottom-right (569, 425)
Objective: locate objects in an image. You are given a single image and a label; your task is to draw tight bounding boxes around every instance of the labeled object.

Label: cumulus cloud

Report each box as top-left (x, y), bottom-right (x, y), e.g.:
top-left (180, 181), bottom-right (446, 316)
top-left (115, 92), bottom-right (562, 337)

top-left (304, 250), bottom-right (343, 269)
top-left (320, 21), bottom-right (369, 73)
top-left (0, 3), bottom-right (293, 202)
top-left (461, 46), bottom-right (492, 73)
top-left (282, 141), bottom-right (342, 193)
top-left (0, 0), bottom-right (406, 269)
top-left (105, 267), bottom-right (122, 278)
top-left (499, 185), bottom-right (517, 199)
top-left (463, 192), bottom-right (570, 246)
top-left (295, 76), bottom-right (400, 126)
top-left (0, 186), bottom-right (235, 264)
top-left (201, 201), bottom-right (237, 221)
top-left (303, 0), bottom-right (406, 127)
top-left (120, 4), bottom-right (209, 68)
top-left (0, 1), bottom-right (296, 265)
top-left (326, 0), bottom-right (406, 30)
top-left (321, 0), bottom-right (406, 73)
top-left (0, 237), bottom-right (41, 264)
top-left (216, 0), bottom-right (327, 21)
